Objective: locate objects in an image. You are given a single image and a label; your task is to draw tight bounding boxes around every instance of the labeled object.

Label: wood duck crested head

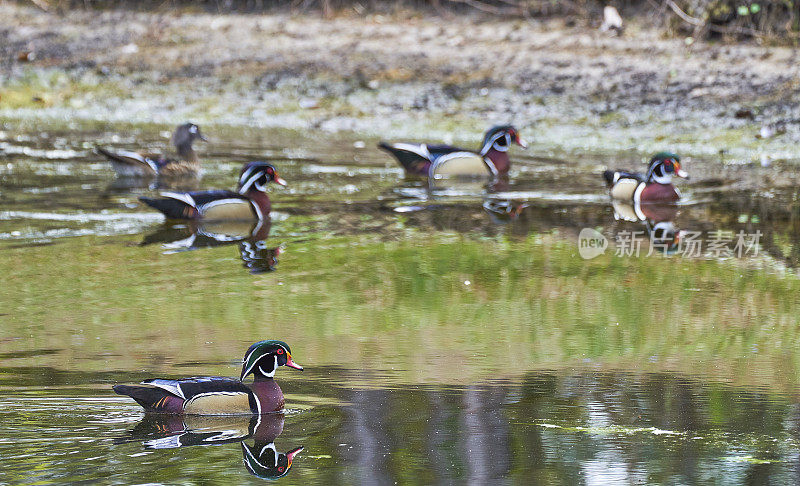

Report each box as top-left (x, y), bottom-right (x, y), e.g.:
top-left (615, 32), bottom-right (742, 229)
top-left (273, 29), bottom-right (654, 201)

top-left (646, 152), bottom-right (688, 184)
top-left (478, 125), bottom-right (528, 175)
top-left (242, 442), bottom-right (304, 480)
top-left (479, 125), bottom-right (528, 156)
top-left (238, 162), bottom-right (287, 195)
top-left (241, 340), bottom-right (303, 380)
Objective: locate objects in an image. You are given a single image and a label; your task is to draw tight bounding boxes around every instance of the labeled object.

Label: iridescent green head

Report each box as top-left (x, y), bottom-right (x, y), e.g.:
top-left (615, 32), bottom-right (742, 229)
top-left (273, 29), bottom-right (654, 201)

top-left (647, 151), bottom-right (688, 183)
top-left (240, 340), bottom-right (302, 380)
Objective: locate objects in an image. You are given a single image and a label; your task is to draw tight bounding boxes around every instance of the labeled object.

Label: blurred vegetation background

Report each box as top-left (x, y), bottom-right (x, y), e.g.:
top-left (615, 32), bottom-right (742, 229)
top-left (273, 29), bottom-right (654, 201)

top-left (18, 0), bottom-right (800, 43)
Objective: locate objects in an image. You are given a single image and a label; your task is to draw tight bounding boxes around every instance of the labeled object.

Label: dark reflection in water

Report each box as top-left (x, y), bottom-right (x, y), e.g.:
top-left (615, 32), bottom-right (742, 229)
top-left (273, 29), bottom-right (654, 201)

top-left (1, 371), bottom-right (799, 483)
top-left (119, 413), bottom-right (302, 480)
top-left (612, 200), bottom-right (682, 254)
top-left (314, 371), bottom-right (800, 484)
top-left (140, 220), bottom-right (281, 274)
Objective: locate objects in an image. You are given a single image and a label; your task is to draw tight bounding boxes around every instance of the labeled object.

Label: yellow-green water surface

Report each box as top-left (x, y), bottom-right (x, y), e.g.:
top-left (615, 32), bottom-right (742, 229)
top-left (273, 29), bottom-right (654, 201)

top-left (2, 122), bottom-right (800, 484)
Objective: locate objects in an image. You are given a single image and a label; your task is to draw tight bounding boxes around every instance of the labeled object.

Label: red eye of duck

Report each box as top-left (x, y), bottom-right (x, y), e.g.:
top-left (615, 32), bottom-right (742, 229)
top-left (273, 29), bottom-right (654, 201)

top-left (276, 348), bottom-right (284, 355)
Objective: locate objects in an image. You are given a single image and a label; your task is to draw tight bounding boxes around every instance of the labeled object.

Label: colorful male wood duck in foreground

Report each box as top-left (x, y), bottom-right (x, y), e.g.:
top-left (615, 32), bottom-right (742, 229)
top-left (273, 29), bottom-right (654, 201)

top-left (96, 122), bottom-right (206, 178)
top-left (378, 125), bottom-right (527, 179)
top-left (113, 340), bottom-right (302, 414)
top-left (139, 161), bottom-right (286, 220)
top-left (603, 152), bottom-right (688, 203)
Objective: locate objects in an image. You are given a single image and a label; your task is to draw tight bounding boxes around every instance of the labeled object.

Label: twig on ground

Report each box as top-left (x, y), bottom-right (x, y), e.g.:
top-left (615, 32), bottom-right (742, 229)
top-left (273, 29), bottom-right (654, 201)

top-left (665, 0), bottom-right (703, 26)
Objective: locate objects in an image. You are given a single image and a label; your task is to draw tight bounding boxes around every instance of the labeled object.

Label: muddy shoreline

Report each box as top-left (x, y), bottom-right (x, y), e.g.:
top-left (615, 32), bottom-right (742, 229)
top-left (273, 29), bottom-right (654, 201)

top-left (2, 4), bottom-right (800, 164)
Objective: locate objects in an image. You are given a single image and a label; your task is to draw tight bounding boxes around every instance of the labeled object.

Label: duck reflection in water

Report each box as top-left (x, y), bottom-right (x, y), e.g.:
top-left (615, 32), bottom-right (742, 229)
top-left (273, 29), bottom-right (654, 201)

top-left (141, 219), bottom-right (282, 274)
top-left (120, 413), bottom-right (303, 480)
top-left (482, 199), bottom-right (528, 224)
top-left (612, 200), bottom-right (683, 254)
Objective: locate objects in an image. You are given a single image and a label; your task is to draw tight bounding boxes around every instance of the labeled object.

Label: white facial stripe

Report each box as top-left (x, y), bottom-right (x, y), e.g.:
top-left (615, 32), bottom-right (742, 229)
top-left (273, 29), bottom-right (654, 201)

top-left (239, 171), bottom-right (264, 194)
top-left (240, 166), bottom-right (257, 183)
top-left (259, 443), bottom-right (278, 465)
top-left (481, 131), bottom-right (507, 155)
top-left (241, 348), bottom-right (262, 378)
top-left (650, 164), bottom-right (672, 184)
top-left (492, 133), bottom-right (510, 152)
top-left (189, 125), bottom-right (198, 134)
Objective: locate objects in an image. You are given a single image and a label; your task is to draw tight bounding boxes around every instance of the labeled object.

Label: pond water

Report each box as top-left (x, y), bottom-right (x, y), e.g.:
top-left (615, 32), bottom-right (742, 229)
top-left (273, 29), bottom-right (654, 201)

top-left (2, 122), bottom-right (800, 484)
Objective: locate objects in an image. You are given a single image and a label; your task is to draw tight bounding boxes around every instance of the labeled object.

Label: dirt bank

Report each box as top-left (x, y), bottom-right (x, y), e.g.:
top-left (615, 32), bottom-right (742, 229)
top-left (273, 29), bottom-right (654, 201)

top-left (2, 3), bottom-right (800, 162)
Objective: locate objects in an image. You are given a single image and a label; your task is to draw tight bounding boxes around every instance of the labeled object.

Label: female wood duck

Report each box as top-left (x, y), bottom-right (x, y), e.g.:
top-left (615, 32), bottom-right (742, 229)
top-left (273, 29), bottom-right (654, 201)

top-left (603, 152), bottom-right (688, 203)
top-left (96, 122), bottom-right (207, 178)
top-left (139, 161), bottom-right (286, 221)
top-left (113, 340), bottom-right (302, 414)
top-left (379, 125), bottom-right (527, 179)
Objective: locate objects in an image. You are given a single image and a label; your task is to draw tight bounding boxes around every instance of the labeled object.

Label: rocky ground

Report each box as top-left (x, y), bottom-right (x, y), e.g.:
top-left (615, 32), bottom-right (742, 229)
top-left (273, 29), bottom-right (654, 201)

top-left (2, 3), bottom-right (800, 163)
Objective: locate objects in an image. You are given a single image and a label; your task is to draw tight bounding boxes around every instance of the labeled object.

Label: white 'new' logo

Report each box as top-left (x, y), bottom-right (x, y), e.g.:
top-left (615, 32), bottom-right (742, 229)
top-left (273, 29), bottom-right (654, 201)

top-left (578, 228), bottom-right (608, 260)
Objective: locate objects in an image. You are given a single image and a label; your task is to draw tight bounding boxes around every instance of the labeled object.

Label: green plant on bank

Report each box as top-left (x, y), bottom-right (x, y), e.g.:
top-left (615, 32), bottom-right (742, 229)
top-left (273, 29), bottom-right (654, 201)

top-left (0, 68), bottom-right (122, 110)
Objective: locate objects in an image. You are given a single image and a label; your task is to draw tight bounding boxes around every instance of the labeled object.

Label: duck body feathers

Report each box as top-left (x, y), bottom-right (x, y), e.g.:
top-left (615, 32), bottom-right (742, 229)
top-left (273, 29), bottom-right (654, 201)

top-left (97, 147), bottom-right (200, 178)
top-left (604, 169), bottom-right (680, 203)
top-left (113, 376), bottom-right (283, 415)
top-left (378, 142), bottom-right (489, 178)
top-left (140, 190), bottom-right (266, 221)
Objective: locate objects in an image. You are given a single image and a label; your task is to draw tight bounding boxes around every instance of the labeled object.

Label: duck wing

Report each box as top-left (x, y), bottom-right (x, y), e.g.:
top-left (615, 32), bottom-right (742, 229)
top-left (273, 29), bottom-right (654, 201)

top-left (97, 146), bottom-right (160, 177)
top-left (139, 190), bottom-right (246, 220)
top-left (114, 376), bottom-right (255, 415)
top-left (603, 169), bottom-right (646, 186)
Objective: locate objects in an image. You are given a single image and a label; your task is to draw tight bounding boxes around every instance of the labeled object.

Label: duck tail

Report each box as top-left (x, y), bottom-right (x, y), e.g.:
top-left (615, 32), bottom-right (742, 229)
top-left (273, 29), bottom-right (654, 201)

top-left (378, 141), bottom-right (429, 175)
top-left (113, 384), bottom-right (161, 409)
top-left (139, 196), bottom-right (196, 220)
top-left (96, 146), bottom-right (158, 176)
top-left (113, 384), bottom-right (183, 412)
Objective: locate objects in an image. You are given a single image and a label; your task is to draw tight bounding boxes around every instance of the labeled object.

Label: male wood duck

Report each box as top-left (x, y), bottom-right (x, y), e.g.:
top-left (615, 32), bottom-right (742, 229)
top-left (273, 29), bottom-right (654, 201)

top-left (113, 340), bottom-right (302, 414)
top-left (603, 152), bottom-right (688, 203)
top-left (96, 122), bottom-right (207, 178)
top-left (139, 161), bottom-right (286, 220)
top-left (122, 413), bottom-right (303, 479)
top-left (379, 125), bottom-right (527, 179)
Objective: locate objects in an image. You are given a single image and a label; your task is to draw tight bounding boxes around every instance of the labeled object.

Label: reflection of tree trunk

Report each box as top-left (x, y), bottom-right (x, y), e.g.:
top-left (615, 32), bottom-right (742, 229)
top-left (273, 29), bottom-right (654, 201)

top-left (461, 386), bottom-right (511, 485)
top-left (426, 392), bottom-right (457, 485)
top-left (341, 388), bottom-right (392, 486)
top-left (788, 403), bottom-right (800, 482)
